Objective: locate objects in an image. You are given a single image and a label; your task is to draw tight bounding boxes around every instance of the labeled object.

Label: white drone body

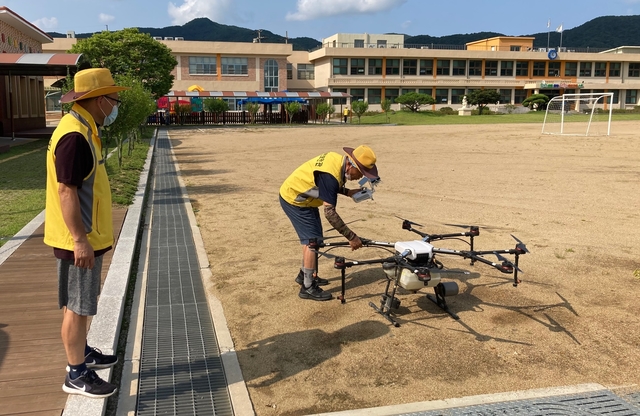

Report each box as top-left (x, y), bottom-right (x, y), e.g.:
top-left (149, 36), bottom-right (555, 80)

top-left (383, 240), bottom-right (443, 290)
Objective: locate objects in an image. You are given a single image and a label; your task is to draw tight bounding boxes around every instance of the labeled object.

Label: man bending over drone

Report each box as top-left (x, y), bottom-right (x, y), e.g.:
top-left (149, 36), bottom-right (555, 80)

top-left (279, 145), bottom-right (380, 301)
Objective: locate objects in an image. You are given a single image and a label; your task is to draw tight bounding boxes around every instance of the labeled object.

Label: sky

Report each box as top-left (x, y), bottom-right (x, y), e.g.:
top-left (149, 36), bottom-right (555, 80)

top-left (10, 0), bottom-right (640, 41)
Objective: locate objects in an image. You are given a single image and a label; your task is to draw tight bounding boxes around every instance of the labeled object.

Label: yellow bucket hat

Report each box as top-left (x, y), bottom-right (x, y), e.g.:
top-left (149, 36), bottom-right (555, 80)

top-left (60, 68), bottom-right (129, 103)
top-left (344, 145), bottom-right (379, 180)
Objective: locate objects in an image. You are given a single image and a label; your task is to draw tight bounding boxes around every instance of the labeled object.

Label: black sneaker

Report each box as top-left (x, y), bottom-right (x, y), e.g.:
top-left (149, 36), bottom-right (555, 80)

top-left (62, 369), bottom-right (118, 398)
top-left (85, 347), bottom-right (118, 369)
top-left (299, 282), bottom-right (333, 301)
top-left (295, 270), bottom-right (329, 286)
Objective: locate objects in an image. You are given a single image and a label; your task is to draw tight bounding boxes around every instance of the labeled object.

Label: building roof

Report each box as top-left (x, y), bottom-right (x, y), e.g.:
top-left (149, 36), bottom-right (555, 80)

top-left (165, 90), bottom-right (351, 98)
top-left (0, 53), bottom-right (83, 76)
top-left (0, 7), bottom-right (53, 44)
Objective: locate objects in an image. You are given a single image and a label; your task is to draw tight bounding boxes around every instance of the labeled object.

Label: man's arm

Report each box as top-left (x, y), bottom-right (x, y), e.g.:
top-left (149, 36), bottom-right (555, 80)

top-left (58, 183), bottom-right (95, 269)
top-left (323, 202), bottom-right (363, 250)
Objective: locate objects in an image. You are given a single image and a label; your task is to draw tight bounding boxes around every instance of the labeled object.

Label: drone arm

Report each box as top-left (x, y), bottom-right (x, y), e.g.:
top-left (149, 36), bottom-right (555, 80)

top-left (432, 247), bottom-right (514, 274)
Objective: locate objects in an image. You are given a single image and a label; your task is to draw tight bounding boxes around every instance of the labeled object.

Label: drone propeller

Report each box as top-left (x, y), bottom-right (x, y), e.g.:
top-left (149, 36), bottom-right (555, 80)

top-left (394, 215), bottom-right (423, 227)
top-left (493, 252), bottom-right (523, 274)
top-left (510, 234), bottom-right (530, 253)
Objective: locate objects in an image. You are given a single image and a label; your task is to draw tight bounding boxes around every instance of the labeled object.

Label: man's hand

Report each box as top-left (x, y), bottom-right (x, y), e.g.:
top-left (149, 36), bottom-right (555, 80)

top-left (349, 236), bottom-right (363, 251)
top-left (73, 237), bottom-right (95, 269)
top-left (346, 188), bottom-right (362, 197)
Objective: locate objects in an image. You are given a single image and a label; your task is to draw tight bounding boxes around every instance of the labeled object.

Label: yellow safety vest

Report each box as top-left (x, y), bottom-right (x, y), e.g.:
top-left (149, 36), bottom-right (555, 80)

top-left (280, 152), bottom-right (345, 207)
top-left (44, 104), bottom-right (114, 251)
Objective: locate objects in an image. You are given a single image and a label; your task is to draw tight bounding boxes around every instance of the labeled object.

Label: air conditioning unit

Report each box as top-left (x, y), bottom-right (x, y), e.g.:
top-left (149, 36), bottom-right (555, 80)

top-left (368, 44), bottom-right (376, 48)
top-left (164, 37), bottom-right (174, 41)
top-left (175, 37), bottom-right (184, 41)
top-left (153, 36), bottom-right (162, 41)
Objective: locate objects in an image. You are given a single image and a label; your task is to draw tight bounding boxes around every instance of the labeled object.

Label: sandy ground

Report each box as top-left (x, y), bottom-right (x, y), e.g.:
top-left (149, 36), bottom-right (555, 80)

top-left (168, 121), bottom-right (640, 416)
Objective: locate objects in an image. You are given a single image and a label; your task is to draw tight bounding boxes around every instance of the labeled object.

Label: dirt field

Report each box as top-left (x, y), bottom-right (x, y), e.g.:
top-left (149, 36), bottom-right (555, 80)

top-left (169, 121), bottom-right (640, 416)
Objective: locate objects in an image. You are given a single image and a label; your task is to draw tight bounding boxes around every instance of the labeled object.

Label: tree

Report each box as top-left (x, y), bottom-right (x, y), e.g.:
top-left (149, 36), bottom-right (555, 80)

top-left (245, 102), bottom-right (260, 124)
top-left (174, 103), bottom-right (193, 125)
top-left (315, 102), bottom-right (334, 124)
top-left (467, 89), bottom-right (501, 115)
top-left (394, 92), bottom-right (435, 112)
top-left (522, 93), bottom-right (550, 111)
top-left (380, 99), bottom-right (392, 123)
top-left (204, 98), bottom-right (229, 123)
top-left (69, 28), bottom-right (178, 98)
top-left (351, 101), bottom-right (369, 124)
top-left (284, 101), bottom-right (302, 124)
top-left (102, 74), bottom-right (156, 166)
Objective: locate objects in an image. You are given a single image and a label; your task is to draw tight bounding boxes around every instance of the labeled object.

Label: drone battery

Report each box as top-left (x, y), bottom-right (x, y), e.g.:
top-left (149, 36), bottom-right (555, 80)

top-left (394, 240), bottom-right (434, 261)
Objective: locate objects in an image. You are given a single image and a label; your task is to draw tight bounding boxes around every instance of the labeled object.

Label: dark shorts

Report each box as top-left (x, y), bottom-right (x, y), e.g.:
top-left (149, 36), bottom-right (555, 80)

top-left (57, 255), bottom-right (104, 316)
top-left (279, 195), bottom-right (323, 245)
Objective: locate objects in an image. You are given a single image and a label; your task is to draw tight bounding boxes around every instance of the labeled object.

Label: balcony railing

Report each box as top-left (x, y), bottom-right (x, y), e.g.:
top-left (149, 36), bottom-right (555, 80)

top-left (311, 42), bottom-right (607, 53)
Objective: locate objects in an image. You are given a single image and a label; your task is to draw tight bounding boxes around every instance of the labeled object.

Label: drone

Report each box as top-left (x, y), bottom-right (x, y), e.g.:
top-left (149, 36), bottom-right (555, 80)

top-left (310, 218), bottom-right (529, 327)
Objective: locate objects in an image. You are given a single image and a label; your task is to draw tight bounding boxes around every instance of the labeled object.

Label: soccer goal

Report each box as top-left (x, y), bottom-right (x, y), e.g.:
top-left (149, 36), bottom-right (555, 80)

top-left (542, 93), bottom-right (613, 136)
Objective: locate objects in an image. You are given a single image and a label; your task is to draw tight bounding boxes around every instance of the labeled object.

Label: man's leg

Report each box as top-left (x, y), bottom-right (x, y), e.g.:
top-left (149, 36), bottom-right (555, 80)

top-left (61, 307), bottom-right (87, 370)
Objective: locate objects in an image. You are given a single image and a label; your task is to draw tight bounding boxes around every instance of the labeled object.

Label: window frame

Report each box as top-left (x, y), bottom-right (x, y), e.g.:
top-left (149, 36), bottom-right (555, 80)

top-left (333, 58), bottom-right (348, 75)
top-left (350, 58), bottom-right (366, 75)
top-left (221, 57), bottom-right (248, 75)
top-left (189, 56), bottom-right (216, 75)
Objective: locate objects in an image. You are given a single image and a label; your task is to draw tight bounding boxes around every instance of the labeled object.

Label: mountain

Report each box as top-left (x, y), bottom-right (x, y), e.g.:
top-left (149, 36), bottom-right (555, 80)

top-left (48, 15), bottom-right (640, 51)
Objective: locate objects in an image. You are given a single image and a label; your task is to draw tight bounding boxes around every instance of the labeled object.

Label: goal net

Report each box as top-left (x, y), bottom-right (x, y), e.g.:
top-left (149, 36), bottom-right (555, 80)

top-left (542, 93), bottom-right (613, 136)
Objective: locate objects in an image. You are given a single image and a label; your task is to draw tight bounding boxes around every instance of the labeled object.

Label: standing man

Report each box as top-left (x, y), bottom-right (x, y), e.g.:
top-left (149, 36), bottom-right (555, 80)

top-left (343, 106), bottom-right (350, 123)
top-left (44, 68), bottom-right (128, 398)
top-left (279, 145), bottom-right (379, 301)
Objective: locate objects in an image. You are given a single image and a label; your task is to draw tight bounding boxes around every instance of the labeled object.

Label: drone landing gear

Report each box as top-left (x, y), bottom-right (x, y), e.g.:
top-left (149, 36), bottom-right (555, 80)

top-left (426, 282), bottom-right (460, 320)
top-left (369, 276), bottom-right (402, 327)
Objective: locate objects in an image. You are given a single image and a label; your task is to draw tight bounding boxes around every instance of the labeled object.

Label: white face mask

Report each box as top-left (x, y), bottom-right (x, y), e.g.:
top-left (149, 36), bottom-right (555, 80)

top-left (102, 103), bottom-right (119, 126)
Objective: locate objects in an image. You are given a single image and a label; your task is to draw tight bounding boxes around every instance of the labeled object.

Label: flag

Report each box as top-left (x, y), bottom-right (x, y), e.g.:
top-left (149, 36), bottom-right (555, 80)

top-left (547, 19), bottom-right (550, 28)
top-left (556, 24), bottom-right (563, 33)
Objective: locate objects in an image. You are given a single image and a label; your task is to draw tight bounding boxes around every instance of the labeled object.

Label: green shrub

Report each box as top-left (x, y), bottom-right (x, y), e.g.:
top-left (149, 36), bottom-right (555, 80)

top-left (439, 107), bottom-right (456, 115)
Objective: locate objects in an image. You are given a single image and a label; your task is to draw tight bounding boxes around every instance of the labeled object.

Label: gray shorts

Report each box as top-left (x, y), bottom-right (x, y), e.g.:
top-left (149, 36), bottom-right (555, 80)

top-left (58, 255), bottom-right (103, 316)
top-left (279, 195), bottom-right (323, 245)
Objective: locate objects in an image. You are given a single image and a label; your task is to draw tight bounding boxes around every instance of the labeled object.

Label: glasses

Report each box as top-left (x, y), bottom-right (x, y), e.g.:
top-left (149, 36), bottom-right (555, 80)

top-left (104, 96), bottom-right (122, 105)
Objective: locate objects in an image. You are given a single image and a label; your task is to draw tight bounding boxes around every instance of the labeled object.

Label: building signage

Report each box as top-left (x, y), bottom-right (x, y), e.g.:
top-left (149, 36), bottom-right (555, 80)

top-left (540, 82), bottom-right (584, 89)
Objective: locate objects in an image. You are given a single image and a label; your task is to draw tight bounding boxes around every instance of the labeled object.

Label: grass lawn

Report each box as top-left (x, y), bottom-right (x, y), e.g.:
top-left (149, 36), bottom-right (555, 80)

top-left (352, 109), bottom-right (640, 125)
top-left (0, 129), bottom-right (153, 247)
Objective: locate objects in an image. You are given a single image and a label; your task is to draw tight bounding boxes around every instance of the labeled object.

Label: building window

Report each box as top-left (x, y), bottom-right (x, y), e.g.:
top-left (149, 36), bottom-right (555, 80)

top-left (500, 61), bottom-right (514, 76)
top-left (565, 62), bottom-right (577, 77)
top-left (333, 58), bottom-right (348, 75)
top-left (385, 88), bottom-right (399, 102)
top-left (368, 88), bottom-right (382, 104)
top-left (400, 88), bottom-right (416, 95)
top-left (628, 63), bottom-right (640, 78)
top-left (609, 62), bottom-right (621, 77)
top-left (354, 39), bottom-right (364, 48)
top-left (189, 56), bottom-right (216, 74)
top-left (499, 89), bottom-right (511, 103)
top-left (264, 59), bottom-right (279, 92)
top-left (297, 64), bottom-right (314, 79)
top-left (350, 88), bottom-right (365, 102)
top-left (418, 88), bottom-right (432, 96)
top-left (419, 59), bottom-right (433, 75)
top-left (452, 60), bottom-right (466, 76)
top-left (287, 63), bottom-right (293, 80)
top-left (579, 62), bottom-right (592, 77)
top-left (351, 58), bottom-right (365, 75)
top-left (514, 89), bottom-right (527, 104)
top-left (221, 57), bottom-right (248, 75)
top-left (548, 62), bottom-right (560, 77)
top-left (386, 59), bottom-right (400, 75)
top-left (369, 59), bottom-right (383, 75)
top-left (594, 62), bottom-right (607, 77)
top-left (333, 88), bottom-right (347, 105)
top-left (611, 90), bottom-right (619, 104)
top-left (403, 59), bottom-right (417, 75)
top-left (469, 60), bottom-right (482, 76)
top-left (533, 62), bottom-right (546, 76)
top-left (626, 89), bottom-right (637, 104)
top-left (485, 61), bottom-right (498, 76)
top-left (451, 88), bottom-right (465, 104)
top-left (436, 59), bottom-right (450, 76)
top-left (515, 61), bottom-right (528, 76)
top-left (435, 89), bottom-right (448, 103)
top-left (510, 45), bottom-right (521, 51)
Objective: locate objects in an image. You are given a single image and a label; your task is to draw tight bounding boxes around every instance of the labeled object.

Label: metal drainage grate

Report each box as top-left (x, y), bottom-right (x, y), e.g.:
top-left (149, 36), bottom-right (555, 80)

top-left (396, 390), bottom-right (640, 416)
top-left (136, 130), bottom-right (233, 415)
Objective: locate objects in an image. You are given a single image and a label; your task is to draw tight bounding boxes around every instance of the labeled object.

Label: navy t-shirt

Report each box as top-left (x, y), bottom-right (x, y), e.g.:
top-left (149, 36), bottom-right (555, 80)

top-left (315, 171), bottom-right (340, 206)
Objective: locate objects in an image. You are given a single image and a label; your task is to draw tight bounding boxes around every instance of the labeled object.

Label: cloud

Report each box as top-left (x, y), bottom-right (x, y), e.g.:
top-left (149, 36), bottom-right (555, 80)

top-left (99, 13), bottom-right (115, 23)
top-left (168, 0), bottom-right (232, 25)
top-left (401, 20), bottom-right (411, 30)
top-left (32, 17), bottom-right (58, 30)
top-left (286, 0), bottom-right (407, 21)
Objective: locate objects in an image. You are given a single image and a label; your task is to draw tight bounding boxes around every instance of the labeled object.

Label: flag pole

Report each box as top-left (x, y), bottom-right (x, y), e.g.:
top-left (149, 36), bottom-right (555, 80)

top-left (560, 23), bottom-right (563, 49)
top-left (547, 18), bottom-right (550, 51)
